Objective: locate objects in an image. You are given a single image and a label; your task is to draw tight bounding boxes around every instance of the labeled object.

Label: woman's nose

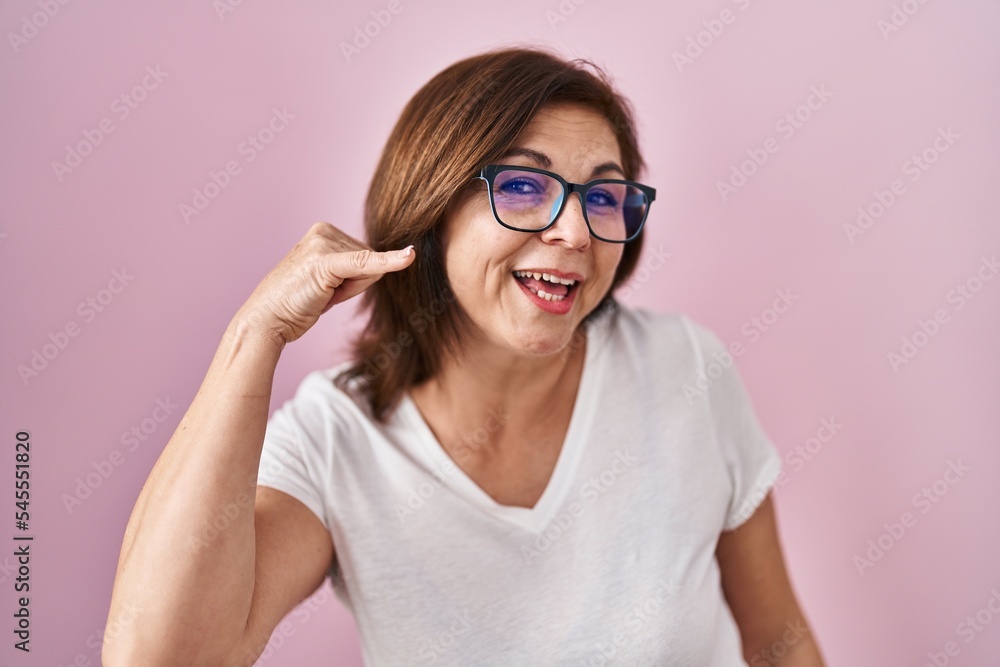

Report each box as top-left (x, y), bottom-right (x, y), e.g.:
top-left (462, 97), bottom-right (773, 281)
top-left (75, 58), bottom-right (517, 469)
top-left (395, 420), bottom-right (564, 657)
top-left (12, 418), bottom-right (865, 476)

top-left (539, 192), bottom-right (591, 250)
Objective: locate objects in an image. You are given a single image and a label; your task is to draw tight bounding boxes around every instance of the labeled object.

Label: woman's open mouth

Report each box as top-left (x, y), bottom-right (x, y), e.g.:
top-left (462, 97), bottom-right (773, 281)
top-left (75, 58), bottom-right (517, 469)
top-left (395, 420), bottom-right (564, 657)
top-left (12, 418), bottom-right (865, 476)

top-left (512, 270), bottom-right (581, 314)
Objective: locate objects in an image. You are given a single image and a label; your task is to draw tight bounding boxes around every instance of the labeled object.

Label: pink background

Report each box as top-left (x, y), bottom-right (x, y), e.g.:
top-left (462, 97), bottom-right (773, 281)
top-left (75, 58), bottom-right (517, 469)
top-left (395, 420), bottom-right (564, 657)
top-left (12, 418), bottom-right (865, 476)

top-left (2, 1), bottom-right (998, 665)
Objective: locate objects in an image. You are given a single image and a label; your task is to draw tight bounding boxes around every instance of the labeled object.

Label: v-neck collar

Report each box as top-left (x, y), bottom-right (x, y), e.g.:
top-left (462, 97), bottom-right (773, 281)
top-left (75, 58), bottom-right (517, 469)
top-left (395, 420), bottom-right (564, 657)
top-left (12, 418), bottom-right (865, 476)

top-left (397, 309), bottom-right (612, 534)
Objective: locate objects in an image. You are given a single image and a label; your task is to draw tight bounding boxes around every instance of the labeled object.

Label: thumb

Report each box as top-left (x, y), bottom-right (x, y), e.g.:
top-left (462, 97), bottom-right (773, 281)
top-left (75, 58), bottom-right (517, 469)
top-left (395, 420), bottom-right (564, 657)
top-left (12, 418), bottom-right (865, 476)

top-left (330, 245), bottom-right (415, 281)
top-left (321, 246), bottom-right (416, 306)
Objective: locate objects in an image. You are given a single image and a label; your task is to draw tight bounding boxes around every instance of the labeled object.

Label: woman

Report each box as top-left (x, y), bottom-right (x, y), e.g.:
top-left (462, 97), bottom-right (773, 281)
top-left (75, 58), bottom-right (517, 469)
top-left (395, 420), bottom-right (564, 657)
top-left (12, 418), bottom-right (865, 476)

top-left (105, 46), bottom-right (826, 666)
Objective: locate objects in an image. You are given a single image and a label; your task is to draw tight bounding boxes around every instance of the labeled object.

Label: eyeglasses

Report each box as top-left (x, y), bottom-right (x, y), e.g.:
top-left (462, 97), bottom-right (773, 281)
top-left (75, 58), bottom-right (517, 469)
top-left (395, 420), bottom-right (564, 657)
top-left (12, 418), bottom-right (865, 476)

top-left (474, 164), bottom-right (656, 244)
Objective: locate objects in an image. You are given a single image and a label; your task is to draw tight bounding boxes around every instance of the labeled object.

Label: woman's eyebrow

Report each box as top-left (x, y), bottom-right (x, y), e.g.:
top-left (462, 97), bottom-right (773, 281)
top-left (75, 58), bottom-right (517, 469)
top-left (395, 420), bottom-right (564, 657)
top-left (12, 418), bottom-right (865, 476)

top-left (499, 146), bottom-right (626, 179)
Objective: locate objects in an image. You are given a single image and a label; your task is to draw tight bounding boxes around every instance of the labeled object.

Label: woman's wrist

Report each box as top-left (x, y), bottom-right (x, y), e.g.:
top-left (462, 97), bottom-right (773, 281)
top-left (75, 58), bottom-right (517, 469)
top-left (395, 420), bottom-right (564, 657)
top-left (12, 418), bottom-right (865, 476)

top-left (227, 308), bottom-right (287, 356)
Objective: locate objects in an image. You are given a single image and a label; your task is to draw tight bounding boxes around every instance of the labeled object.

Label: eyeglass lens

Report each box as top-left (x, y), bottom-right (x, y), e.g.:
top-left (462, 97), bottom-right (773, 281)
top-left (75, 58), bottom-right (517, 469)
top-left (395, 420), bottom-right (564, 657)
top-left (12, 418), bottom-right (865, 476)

top-left (491, 169), bottom-right (648, 242)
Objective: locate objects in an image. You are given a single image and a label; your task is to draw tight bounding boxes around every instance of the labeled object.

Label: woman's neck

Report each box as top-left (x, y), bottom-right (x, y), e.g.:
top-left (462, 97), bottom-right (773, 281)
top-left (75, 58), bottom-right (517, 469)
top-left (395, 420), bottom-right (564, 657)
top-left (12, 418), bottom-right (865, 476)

top-left (410, 327), bottom-right (588, 450)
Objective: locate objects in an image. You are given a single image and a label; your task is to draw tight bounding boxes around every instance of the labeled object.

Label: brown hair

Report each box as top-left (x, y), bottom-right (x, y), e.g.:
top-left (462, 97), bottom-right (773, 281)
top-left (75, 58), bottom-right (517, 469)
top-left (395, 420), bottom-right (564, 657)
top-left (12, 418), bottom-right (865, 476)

top-left (336, 44), bottom-right (648, 421)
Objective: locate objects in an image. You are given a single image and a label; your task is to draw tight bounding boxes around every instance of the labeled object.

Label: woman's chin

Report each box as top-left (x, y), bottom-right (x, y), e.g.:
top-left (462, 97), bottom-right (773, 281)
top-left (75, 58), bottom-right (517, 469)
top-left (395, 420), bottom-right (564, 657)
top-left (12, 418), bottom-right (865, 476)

top-left (499, 325), bottom-right (580, 358)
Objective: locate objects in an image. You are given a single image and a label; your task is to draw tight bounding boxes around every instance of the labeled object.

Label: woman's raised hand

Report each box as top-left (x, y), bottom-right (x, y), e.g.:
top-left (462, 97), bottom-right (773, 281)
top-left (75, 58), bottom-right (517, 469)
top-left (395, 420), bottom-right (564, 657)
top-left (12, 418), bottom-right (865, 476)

top-left (236, 222), bottom-right (414, 345)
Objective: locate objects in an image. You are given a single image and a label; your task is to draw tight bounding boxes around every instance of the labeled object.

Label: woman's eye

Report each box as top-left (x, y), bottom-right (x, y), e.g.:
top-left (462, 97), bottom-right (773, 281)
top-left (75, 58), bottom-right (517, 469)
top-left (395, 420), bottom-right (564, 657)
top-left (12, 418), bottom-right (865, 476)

top-left (587, 189), bottom-right (618, 208)
top-left (499, 178), bottom-right (541, 195)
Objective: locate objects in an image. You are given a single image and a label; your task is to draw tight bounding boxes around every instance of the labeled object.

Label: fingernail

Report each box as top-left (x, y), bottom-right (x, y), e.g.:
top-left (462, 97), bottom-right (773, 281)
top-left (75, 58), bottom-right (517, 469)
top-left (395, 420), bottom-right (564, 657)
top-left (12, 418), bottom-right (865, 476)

top-left (396, 245), bottom-right (413, 259)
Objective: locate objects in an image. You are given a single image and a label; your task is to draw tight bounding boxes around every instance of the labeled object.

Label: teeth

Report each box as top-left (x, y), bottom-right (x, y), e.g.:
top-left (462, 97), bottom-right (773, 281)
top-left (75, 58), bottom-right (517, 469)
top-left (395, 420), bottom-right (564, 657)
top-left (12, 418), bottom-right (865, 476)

top-left (535, 288), bottom-right (565, 302)
top-left (513, 270), bottom-right (577, 287)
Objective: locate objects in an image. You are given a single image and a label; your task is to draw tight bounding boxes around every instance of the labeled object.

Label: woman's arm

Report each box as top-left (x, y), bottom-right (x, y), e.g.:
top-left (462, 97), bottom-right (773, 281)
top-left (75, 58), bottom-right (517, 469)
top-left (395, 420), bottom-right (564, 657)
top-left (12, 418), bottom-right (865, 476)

top-left (715, 492), bottom-right (827, 666)
top-left (102, 222), bottom-right (415, 666)
top-left (103, 315), bottom-right (330, 666)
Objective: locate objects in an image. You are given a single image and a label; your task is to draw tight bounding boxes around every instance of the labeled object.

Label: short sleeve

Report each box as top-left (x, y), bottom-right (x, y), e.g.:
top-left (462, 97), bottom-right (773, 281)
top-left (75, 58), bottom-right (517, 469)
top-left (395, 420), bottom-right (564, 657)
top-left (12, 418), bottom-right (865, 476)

top-left (684, 317), bottom-right (783, 531)
top-left (256, 376), bottom-right (331, 533)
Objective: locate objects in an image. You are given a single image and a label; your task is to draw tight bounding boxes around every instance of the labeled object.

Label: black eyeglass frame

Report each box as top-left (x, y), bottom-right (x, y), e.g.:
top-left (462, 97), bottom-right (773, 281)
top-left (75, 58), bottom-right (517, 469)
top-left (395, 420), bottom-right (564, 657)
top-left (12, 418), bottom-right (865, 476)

top-left (474, 164), bottom-right (657, 244)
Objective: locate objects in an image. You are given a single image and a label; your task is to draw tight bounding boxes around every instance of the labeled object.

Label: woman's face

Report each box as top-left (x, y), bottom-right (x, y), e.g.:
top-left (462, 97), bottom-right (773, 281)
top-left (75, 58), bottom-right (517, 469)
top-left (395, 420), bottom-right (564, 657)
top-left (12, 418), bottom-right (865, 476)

top-left (441, 102), bottom-right (626, 358)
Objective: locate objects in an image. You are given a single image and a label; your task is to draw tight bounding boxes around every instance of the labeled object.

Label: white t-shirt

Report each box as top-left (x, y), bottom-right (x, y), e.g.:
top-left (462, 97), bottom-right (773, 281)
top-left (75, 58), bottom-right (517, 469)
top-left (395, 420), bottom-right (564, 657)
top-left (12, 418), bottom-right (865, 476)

top-left (257, 304), bottom-right (783, 666)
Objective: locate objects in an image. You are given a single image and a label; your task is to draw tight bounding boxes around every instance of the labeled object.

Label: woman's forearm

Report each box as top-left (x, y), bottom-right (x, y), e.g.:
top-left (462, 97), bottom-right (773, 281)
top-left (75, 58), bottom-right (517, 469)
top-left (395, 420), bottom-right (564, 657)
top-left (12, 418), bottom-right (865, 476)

top-left (103, 314), bottom-right (284, 666)
top-left (779, 635), bottom-right (826, 666)
top-left (747, 631), bottom-right (827, 667)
